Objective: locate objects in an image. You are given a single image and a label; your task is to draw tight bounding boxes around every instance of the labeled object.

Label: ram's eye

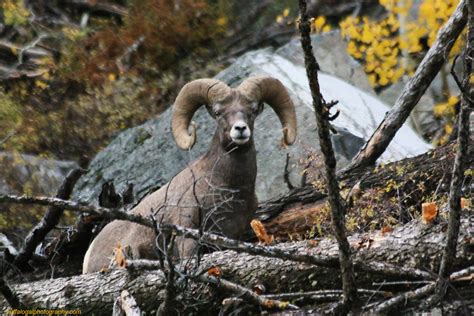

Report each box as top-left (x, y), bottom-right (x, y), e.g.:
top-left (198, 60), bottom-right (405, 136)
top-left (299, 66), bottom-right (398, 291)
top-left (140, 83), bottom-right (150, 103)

top-left (214, 111), bottom-right (220, 117)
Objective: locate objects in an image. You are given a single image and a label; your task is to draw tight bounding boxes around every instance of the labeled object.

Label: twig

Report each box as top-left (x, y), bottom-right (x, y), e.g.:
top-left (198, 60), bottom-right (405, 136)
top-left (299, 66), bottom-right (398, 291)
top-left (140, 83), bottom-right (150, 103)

top-left (17, 34), bottom-right (49, 65)
top-left (13, 168), bottom-right (85, 270)
top-left (283, 153), bottom-right (295, 190)
top-left (450, 55), bottom-right (474, 104)
top-left (64, 0), bottom-right (128, 17)
top-left (157, 235), bottom-right (177, 316)
top-left (372, 280), bottom-right (432, 287)
top-left (341, 0), bottom-right (468, 175)
top-left (195, 274), bottom-right (299, 311)
top-left (0, 194), bottom-right (153, 228)
top-left (262, 289), bottom-right (392, 300)
top-left (0, 277), bottom-right (21, 308)
top-left (369, 265), bottom-right (474, 313)
top-left (449, 265), bottom-right (474, 280)
top-left (298, 0), bottom-right (358, 312)
top-left (369, 282), bottom-right (436, 313)
top-left (437, 0), bottom-right (473, 288)
top-left (0, 130), bottom-right (16, 147)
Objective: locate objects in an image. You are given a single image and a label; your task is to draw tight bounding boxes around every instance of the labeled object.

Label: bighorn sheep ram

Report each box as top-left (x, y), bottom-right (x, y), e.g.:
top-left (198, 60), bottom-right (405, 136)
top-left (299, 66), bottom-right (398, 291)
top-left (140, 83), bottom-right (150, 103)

top-left (83, 76), bottom-right (297, 273)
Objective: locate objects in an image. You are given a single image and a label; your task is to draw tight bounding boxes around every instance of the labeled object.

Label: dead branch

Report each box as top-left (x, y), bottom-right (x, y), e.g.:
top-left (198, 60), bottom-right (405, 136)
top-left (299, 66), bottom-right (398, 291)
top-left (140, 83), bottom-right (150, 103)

top-left (262, 288), bottom-right (392, 300)
top-left (157, 235), bottom-right (177, 316)
top-left (369, 283), bottom-right (436, 313)
top-left (369, 265), bottom-right (474, 313)
top-left (13, 168), bottom-right (85, 271)
top-left (341, 0), bottom-right (468, 175)
top-left (437, 0), bottom-right (473, 291)
top-left (63, 0), bottom-right (128, 17)
top-left (196, 274), bottom-right (299, 311)
top-left (0, 194), bottom-right (153, 228)
top-left (0, 277), bottom-right (21, 308)
top-left (0, 38), bottom-right (51, 62)
top-left (298, 0), bottom-right (357, 311)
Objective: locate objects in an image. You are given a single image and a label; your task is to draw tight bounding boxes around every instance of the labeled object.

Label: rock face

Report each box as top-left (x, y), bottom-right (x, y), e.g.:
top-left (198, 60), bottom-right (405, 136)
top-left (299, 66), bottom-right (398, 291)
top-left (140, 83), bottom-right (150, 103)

top-left (0, 152), bottom-right (78, 196)
top-left (0, 152), bottom-right (78, 242)
top-left (72, 32), bottom-right (431, 204)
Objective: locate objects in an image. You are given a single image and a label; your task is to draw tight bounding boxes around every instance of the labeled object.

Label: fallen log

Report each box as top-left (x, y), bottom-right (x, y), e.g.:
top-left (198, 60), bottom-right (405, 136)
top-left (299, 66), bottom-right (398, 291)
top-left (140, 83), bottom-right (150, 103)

top-left (1, 213), bottom-right (472, 314)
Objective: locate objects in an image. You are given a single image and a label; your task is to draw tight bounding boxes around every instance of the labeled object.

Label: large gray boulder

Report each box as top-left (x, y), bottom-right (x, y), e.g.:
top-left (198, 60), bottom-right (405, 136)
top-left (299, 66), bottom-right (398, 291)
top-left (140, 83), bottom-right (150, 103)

top-left (72, 33), bottom-right (431, 204)
top-left (0, 152), bottom-right (78, 196)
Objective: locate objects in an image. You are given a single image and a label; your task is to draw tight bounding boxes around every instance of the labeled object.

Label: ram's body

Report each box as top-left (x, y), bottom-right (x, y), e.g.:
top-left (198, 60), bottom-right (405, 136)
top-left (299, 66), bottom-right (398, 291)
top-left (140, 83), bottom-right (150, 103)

top-left (83, 76), bottom-right (296, 273)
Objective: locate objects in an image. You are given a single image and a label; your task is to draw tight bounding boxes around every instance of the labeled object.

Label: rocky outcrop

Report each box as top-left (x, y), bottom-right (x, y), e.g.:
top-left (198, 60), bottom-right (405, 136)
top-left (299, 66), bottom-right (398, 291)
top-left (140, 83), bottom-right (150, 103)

top-left (72, 32), bottom-right (431, 204)
top-left (0, 152), bottom-right (78, 196)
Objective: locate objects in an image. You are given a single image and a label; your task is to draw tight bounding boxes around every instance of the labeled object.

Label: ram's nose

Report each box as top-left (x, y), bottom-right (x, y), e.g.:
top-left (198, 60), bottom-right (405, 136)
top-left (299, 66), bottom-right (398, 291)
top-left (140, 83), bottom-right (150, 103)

top-left (230, 120), bottom-right (251, 144)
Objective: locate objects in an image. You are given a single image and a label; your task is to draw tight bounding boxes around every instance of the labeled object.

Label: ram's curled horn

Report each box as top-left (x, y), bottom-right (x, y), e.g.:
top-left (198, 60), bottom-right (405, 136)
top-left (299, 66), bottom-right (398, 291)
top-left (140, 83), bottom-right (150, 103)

top-left (237, 76), bottom-right (297, 146)
top-left (172, 79), bottom-right (231, 150)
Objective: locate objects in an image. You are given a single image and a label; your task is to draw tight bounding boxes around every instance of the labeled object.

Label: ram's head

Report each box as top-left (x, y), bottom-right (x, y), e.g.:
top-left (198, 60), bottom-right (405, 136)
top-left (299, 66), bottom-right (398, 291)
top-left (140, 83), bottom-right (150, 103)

top-left (172, 76), bottom-right (297, 150)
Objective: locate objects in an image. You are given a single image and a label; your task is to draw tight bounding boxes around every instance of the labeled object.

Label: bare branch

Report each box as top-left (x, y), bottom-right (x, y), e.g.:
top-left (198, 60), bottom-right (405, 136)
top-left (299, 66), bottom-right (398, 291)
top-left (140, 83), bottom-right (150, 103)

top-left (0, 194), bottom-right (154, 228)
top-left (13, 168), bottom-right (85, 270)
top-left (195, 274), bottom-right (299, 311)
top-left (369, 266), bottom-right (474, 313)
top-left (262, 288), bottom-right (392, 301)
top-left (63, 0), bottom-right (128, 17)
top-left (0, 277), bottom-right (22, 308)
top-left (298, 0), bottom-right (357, 311)
top-left (437, 0), bottom-right (473, 288)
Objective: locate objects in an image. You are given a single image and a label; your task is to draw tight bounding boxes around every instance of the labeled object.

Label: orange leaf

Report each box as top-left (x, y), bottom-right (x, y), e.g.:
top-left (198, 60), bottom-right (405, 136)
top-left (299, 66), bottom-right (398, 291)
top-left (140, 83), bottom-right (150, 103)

top-left (250, 220), bottom-right (274, 245)
top-left (381, 226), bottom-right (393, 235)
top-left (253, 284), bottom-right (266, 295)
top-left (207, 266), bottom-right (223, 278)
top-left (461, 198), bottom-right (470, 209)
top-left (99, 266), bottom-right (109, 273)
top-left (114, 243), bottom-right (128, 268)
top-left (307, 240), bottom-right (318, 247)
top-left (422, 202), bottom-right (438, 224)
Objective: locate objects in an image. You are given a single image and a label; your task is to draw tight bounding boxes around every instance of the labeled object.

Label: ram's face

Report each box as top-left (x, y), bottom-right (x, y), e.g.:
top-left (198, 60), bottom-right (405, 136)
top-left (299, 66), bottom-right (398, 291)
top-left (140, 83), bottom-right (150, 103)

top-left (210, 93), bottom-right (263, 148)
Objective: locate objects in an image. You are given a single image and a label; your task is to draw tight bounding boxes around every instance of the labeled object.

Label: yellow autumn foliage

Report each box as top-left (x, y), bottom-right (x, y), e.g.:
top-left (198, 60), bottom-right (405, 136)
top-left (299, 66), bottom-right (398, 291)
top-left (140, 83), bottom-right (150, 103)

top-left (1, 0), bottom-right (30, 26)
top-left (340, 0), bottom-right (464, 89)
